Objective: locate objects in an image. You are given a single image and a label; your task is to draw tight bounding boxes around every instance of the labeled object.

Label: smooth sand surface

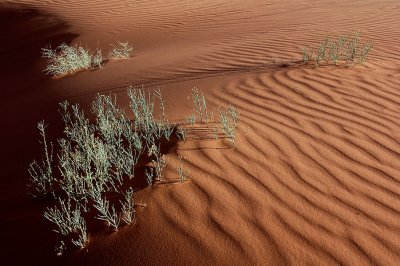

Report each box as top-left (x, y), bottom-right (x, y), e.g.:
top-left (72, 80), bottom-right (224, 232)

top-left (1, 0), bottom-right (400, 265)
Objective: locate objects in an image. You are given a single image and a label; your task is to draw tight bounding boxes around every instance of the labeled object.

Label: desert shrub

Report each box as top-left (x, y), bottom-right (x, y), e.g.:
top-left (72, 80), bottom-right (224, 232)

top-left (302, 32), bottom-right (373, 67)
top-left (29, 86), bottom-right (239, 254)
top-left (128, 87), bottom-right (175, 150)
top-left (109, 41), bottom-right (133, 60)
top-left (41, 43), bottom-right (94, 76)
top-left (41, 41), bottom-right (133, 77)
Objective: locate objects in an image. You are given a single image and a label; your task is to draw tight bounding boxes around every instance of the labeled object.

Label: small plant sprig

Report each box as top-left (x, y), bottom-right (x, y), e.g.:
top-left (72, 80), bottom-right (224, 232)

top-left (191, 88), bottom-right (209, 123)
top-left (155, 88), bottom-right (166, 121)
top-left (109, 41), bottom-right (133, 60)
top-left (177, 156), bottom-right (189, 183)
top-left (28, 121), bottom-right (54, 197)
top-left (212, 126), bottom-right (219, 140)
top-left (186, 114), bottom-right (196, 125)
top-left (55, 241), bottom-right (66, 256)
top-left (150, 145), bottom-right (167, 182)
top-left (92, 190), bottom-right (120, 231)
top-left (120, 188), bottom-right (136, 225)
top-left (219, 105), bottom-right (239, 147)
top-left (176, 126), bottom-right (187, 142)
top-left (145, 168), bottom-right (154, 187)
top-left (92, 48), bottom-right (104, 68)
top-left (44, 198), bottom-right (88, 249)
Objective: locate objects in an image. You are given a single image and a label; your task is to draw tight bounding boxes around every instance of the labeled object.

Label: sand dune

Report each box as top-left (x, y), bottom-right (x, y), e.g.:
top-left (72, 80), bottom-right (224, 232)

top-left (1, 0), bottom-right (400, 265)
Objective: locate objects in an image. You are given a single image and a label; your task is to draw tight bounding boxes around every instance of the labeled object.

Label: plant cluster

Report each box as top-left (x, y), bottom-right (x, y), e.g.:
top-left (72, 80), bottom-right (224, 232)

top-left (41, 43), bottom-right (96, 76)
top-left (109, 41), bottom-right (134, 60)
top-left (42, 41), bottom-right (133, 76)
top-left (182, 88), bottom-right (240, 145)
top-left (219, 105), bottom-right (239, 146)
top-left (302, 32), bottom-right (373, 67)
top-left (29, 86), bottom-right (238, 255)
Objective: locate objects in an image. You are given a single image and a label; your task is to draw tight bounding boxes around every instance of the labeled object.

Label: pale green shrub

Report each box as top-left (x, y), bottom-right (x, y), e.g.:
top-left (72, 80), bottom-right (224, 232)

top-left (109, 41), bottom-right (133, 60)
top-left (41, 43), bottom-right (94, 76)
top-left (302, 32), bottom-right (373, 66)
top-left (29, 86), bottom-right (240, 255)
top-left (44, 198), bottom-right (88, 249)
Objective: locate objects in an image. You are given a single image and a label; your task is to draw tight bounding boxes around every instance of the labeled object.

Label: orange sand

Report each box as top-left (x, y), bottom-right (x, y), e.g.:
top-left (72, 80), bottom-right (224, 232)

top-left (1, 0), bottom-right (400, 265)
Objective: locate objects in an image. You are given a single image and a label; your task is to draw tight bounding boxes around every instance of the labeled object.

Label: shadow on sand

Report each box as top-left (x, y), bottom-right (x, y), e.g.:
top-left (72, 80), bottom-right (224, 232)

top-left (0, 3), bottom-right (79, 265)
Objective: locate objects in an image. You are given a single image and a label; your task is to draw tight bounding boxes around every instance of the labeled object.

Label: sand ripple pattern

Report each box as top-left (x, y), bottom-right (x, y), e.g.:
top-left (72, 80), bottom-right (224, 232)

top-left (3, 0), bottom-right (400, 265)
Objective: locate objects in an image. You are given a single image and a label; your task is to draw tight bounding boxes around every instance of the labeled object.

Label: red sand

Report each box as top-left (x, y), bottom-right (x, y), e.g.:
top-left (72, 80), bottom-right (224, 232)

top-left (1, 0), bottom-right (400, 265)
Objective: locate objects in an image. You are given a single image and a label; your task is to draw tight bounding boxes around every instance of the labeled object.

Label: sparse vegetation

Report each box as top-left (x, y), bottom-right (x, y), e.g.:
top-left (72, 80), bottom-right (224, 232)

top-left (109, 41), bottom-right (133, 60)
top-left (44, 198), bottom-right (88, 249)
top-left (191, 87), bottom-right (209, 123)
top-left (186, 114), bottom-right (196, 125)
top-left (41, 43), bottom-right (96, 76)
top-left (176, 126), bottom-right (187, 142)
top-left (120, 188), bottom-right (136, 225)
top-left (302, 32), bottom-right (373, 67)
top-left (145, 168), bottom-right (154, 187)
top-left (92, 190), bottom-right (120, 231)
top-left (212, 126), bottom-right (219, 140)
top-left (28, 121), bottom-right (54, 197)
top-left (92, 48), bottom-right (104, 68)
top-left (219, 104), bottom-right (239, 147)
top-left (177, 156), bottom-right (189, 183)
top-left (42, 41), bottom-right (133, 76)
top-left (29, 86), bottom-right (239, 254)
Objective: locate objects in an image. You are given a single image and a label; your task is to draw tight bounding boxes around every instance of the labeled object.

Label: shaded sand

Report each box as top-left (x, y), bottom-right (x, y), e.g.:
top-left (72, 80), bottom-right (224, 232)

top-left (1, 0), bottom-right (400, 265)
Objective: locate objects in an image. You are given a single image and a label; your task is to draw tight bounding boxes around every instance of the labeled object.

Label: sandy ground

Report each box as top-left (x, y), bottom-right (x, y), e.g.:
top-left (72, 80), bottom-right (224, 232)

top-left (1, 0), bottom-right (400, 265)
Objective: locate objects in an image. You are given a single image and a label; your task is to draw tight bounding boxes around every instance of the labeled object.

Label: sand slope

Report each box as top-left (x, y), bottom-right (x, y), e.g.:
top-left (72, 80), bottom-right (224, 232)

top-left (1, 0), bottom-right (400, 265)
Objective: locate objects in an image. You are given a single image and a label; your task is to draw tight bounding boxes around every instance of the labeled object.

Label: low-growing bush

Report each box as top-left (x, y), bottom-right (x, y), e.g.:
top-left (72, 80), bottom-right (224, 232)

top-left (29, 86), bottom-right (238, 254)
top-left (109, 41), bottom-right (133, 60)
top-left (302, 32), bottom-right (373, 67)
top-left (42, 41), bottom-right (133, 77)
top-left (41, 43), bottom-right (96, 76)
